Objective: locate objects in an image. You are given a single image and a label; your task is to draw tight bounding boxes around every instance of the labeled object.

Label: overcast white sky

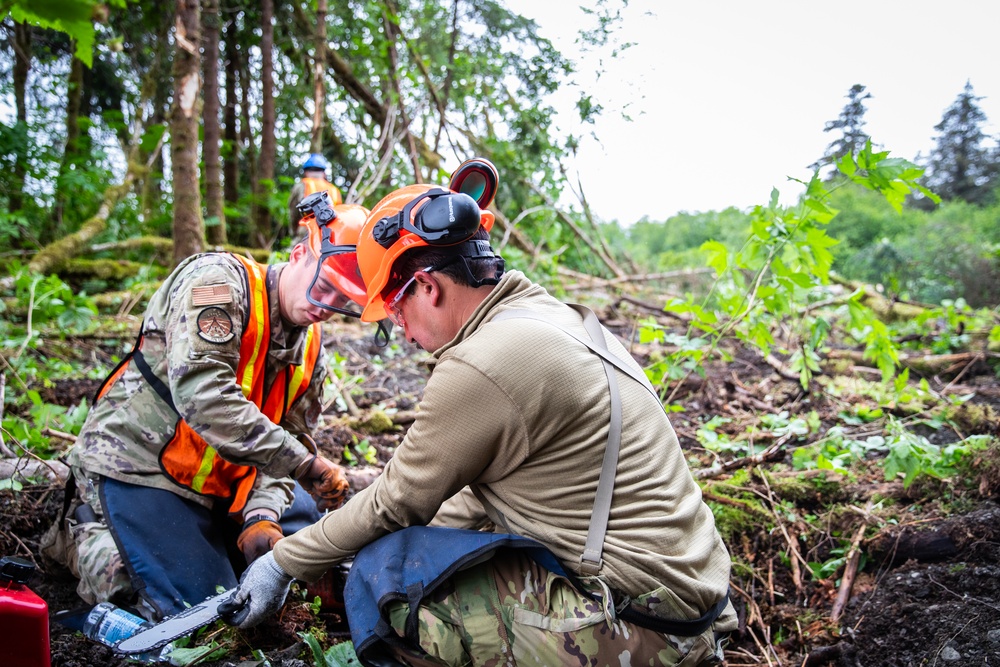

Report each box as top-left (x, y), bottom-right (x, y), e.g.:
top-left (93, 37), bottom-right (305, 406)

top-left (501, 0), bottom-right (1000, 225)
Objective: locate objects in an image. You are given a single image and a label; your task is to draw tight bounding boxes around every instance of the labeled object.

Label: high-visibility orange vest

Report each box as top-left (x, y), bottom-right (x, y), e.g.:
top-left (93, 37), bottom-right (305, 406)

top-left (301, 177), bottom-right (343, 205)
top-left (96, 254), bottom-right (323, 514)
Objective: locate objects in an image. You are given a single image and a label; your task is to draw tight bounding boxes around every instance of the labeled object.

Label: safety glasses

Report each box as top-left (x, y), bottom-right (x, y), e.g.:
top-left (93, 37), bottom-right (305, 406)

top-left (382, 266), bottom-right (435, 327)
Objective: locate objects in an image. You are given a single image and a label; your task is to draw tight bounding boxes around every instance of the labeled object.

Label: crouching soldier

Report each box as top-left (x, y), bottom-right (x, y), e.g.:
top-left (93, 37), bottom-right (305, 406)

top-left (228, 160), bottom-right (736, 666)
top-left (43, 197), bottom-right (371, 622)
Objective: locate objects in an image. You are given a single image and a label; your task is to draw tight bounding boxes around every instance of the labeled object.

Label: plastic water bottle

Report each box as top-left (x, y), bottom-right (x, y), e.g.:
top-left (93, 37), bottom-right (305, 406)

top-left (82, 601), bottom-right (173, 662)
top-left (0, 555), bottom-right (51, 667)
top-left (82, 601), bottom-right (149, 646)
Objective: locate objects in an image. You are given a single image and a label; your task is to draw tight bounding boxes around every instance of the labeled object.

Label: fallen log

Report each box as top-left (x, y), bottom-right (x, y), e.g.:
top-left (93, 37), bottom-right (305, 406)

top-left (0, 457), bottom-right (70, 484)
top-left (827, 349), bottom-right (998, 376)
top-left (90, 237), bottom-right (271, 264)
top-left (829, 273), bottom-right (931, 322)
top-left (867, 526), bottom-right (958, 566)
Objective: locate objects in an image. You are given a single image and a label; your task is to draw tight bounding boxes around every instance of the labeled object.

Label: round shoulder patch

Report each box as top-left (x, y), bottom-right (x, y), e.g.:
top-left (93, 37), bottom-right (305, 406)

top-left (196, 306), bottom-right (236, 344)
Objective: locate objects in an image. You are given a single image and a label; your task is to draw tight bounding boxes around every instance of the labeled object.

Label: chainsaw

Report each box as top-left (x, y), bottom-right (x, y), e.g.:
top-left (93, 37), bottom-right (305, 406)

top-left (113, 588), bottom-right (247, 654)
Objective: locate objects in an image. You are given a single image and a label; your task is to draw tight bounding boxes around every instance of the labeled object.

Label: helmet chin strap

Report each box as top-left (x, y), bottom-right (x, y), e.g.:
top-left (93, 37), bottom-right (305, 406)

top-left (373, 319), bottom-right (393, 347)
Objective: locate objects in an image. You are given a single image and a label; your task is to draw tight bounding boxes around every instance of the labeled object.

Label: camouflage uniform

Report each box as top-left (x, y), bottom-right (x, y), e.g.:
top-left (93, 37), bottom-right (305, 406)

top-left (43, 253), bottom-right (325, 614)
top-left (385, 552), bottom-right (724, 666)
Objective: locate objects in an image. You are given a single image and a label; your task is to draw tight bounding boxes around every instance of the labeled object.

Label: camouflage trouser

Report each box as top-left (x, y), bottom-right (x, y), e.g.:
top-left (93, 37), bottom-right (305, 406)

top-left (40, 468), bottom-right (135, 611)
top-left (385, 552), bottom-right (725, 667)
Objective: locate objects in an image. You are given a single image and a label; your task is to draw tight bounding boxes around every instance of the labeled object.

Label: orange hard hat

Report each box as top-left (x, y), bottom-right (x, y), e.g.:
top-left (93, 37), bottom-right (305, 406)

top-left (357, 184), bottom-right (496, 322)
top-left (299, 198), bottom-right (369, 307)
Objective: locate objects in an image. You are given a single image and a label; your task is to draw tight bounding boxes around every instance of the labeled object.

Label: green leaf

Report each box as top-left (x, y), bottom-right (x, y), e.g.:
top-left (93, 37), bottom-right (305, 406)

top-left (325, 641), bottom-right (362, 666)
top-left (161, 642), bottom-right (226, 667)
top-left (809, 318), bottom-right (831, 349)
top-left (700, 240), bottom-right (729, 275)
top-left (836, 151), bottom-right (857, 177)
top-left (300, 631), bottom-right (329, 667)
top-left (9, 0), bottom-right (96, 66)
top-left (0, 479), bottom-right (24, 492)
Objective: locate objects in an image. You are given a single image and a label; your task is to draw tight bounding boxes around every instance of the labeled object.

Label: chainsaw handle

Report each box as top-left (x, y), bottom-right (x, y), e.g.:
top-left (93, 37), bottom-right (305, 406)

top-left (218, 594), bottom-right (250, 626)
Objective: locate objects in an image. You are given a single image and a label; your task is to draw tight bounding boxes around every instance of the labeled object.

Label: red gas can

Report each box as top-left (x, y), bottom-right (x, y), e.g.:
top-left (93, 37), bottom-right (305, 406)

top-left (0, 555), bottom-right (51, 667)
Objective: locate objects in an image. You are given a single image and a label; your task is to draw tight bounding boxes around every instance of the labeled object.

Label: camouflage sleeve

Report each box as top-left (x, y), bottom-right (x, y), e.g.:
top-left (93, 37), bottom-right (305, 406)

top-left (242, 472), bottom-right (295, 518)
top-left (163, 257), bottom-right (311, 479)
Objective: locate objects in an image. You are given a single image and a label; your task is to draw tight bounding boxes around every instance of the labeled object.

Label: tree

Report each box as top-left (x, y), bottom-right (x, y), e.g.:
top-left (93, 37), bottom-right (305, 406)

top-left (811, 83), bottom-right (871, 172)
top-left (1, 0), bottom-right (588, 270)
top-left (170, 0), bottom-right (204, 263)
top-left (10, 21), bottom-right (31, 213)
top-left (52, 50), bottom-right (86, 230)
top-left (222, 0), bottom-right (241, 236)
top-left (203, 0), bottom-right (226, 245)
top-left (923, 81), bottom-right (999, 205)
top-left (251, 0), bottom-right (276, 247)
top-left (310, 0), bottom-right (327, 154)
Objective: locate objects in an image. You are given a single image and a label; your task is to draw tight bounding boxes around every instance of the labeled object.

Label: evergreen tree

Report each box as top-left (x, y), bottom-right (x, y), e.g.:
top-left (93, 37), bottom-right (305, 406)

top-left (812, 83), bottom-right (871, 172)
top-left (924, 81), bottom-right (999, 205)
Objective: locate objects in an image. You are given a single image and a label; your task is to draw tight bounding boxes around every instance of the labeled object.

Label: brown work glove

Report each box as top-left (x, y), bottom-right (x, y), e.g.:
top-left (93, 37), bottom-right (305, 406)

top-left (297, 455), bottom-right (349, 512)
top-left (237, 516), bottom-right (284, 565)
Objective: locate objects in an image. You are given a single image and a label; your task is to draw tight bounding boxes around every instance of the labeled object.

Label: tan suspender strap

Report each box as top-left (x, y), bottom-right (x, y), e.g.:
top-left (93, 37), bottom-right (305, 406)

top-left (490, 305), bottom-right (662, 576)
top-left (574, 306), bottom-right (622, 576)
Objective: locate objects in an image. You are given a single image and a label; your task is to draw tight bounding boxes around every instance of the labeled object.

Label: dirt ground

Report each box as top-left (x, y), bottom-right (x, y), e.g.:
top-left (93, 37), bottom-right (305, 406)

top-left (2, 310), bottom-right (999, 666)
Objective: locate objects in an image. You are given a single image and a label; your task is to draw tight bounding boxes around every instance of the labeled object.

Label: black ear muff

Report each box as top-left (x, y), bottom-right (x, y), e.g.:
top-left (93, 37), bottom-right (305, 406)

top-left (415, 194), bottom-right (481, 245)
top-left (373, 190), bottom-right (482, 249)
top-left (448, 158), bottom-right (498, 210)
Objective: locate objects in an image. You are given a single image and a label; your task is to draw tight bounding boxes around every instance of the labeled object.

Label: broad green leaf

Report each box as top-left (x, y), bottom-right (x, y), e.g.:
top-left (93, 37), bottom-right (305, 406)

top-left (836, 151), bottom-right (857, 177)
top-left (9, 0), bottom-right (96, 66)
top-left (700, 240), bottom-right (729, 275)
top-left (325, 641), bottom-right (362, 667)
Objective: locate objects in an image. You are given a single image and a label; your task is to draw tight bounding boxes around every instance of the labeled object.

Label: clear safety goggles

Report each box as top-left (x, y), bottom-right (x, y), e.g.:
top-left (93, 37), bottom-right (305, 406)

top-left (306, 242), bottom-right (365, 318)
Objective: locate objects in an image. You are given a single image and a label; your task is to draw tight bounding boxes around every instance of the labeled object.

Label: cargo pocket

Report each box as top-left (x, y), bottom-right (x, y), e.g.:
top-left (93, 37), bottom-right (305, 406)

top-left (501, 557), bottom-right (704, 667)
top-left (71, 519), bottom-right (132, 605)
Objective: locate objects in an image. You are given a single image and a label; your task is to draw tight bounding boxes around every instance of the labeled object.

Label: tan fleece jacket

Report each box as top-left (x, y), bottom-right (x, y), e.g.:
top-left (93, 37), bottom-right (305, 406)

top-left (274, 271), bottom-right (734, 624)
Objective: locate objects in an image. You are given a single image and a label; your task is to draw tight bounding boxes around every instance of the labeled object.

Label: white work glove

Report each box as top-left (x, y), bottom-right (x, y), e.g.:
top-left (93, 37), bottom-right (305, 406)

top-left (223, 551), bottom-right (293, 629)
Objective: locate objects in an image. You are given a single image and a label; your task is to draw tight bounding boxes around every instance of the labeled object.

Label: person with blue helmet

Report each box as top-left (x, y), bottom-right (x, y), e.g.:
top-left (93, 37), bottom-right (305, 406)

top-left (288, 153), bottom-right (343, 236)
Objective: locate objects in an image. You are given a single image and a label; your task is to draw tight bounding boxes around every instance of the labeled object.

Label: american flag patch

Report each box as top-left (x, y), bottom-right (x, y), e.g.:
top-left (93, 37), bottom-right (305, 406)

top-left (191, 284), bottom-right (233, 306)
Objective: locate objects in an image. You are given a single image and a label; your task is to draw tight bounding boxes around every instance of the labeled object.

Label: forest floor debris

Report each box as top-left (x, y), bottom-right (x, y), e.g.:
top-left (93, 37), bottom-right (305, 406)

top-left (2, 311), bottom-right (999, 666)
